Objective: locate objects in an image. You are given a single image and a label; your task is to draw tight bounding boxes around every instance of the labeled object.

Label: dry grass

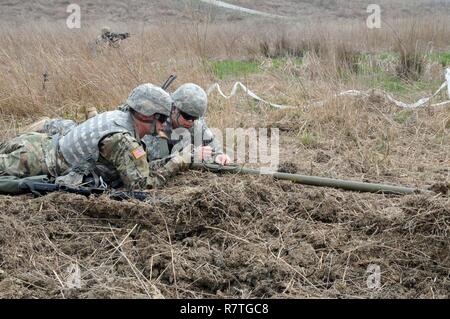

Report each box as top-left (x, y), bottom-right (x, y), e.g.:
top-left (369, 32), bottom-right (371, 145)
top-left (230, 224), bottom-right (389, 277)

top-left (0, 12), bottom-right (449, 299)
top-left (0, 174), bottom-right (448, 298)
top-left (1, 16), bottom-right (449, 124)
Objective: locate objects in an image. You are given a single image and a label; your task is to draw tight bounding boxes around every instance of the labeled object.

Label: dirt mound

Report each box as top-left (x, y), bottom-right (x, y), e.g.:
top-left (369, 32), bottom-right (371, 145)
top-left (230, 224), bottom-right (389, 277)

top-left (0, 171), bottom-right (448, 298)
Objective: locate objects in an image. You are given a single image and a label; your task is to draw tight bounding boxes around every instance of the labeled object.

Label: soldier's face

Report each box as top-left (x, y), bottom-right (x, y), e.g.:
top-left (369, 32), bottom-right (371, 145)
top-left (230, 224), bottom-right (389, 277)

top-left (134, 114), bottom-right (163, 138)
top-left (178, 116), bottom-right (194, 129)
top-left (172, 109), bottom-right (196, 129)
top-left (155, 120), bottom-right (163, 133)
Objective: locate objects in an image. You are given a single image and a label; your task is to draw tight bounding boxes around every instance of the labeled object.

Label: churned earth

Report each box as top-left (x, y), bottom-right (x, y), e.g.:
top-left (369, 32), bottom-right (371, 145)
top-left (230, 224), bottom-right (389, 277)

top-left (0, 94), bottom-right (449, 298)
top-left (0, 170), bottom-right (448, 298)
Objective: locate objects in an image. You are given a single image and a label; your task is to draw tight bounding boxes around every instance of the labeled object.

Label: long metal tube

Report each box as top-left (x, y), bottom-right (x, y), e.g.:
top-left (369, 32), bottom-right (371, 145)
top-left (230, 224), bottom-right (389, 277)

top-left (192, 163), bottom-right (422, 195)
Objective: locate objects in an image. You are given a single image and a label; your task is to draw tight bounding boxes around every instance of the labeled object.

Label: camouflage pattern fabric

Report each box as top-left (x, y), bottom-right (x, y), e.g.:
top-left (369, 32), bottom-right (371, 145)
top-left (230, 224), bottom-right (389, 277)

top-left (171, 83), bottom-right (207, 118)
top-left (98, 132), bottom-right (166, 189)
top-left (38, 117), bottom-right (191, 182)
top-left (0, 133), bottom-right (67, 178)
top-left (143, 117), bottom-right (224, 162)
top-left (126, 83), bottom-right (172, 117)
top-left (21, 118), bottom-right (183, 187)
top-left (143, 134), bottom-right (171, 161)
top-left (191, 117), bottom-right (223, 155)
top-left (58, 110), bottom-right (136, 171)
top-left (44, 119), bottom-right (77, 136)
top-left (0, 131), bottom-right (169, 190)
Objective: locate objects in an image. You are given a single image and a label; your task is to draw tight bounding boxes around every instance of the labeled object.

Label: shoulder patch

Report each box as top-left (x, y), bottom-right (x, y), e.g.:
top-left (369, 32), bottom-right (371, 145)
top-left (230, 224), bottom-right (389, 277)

top-left (131, 147), bottom-right (146, 160)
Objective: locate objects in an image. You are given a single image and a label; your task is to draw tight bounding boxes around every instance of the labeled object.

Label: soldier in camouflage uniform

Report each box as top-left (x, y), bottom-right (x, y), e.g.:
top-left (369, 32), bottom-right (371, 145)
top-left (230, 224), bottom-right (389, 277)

top-left (18, 83), bottom-right (230, 178)
top-left (0, 132), bottom-right (67, 178)
top-left (0, 83), bottom-right (190, 190)
top-left (94, 26), bottom-right (130, 49)
top-left (144, 83), bottom-right (231, 166)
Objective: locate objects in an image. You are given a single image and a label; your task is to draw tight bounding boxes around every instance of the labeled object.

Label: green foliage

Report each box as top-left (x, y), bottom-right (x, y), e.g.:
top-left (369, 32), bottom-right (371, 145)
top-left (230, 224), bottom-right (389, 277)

top-left (299, 131), bottom-right (318, 147)
top-left (374, 75), bottom-right (407, 93)
top-left (429, 52), bottom-right (450, 67)
top-left (382, 77), bottom-right (406, 92)
top-left (379, 52), bottom-right (398, 61)
top-left (211, 57), bottom-right (305, 80)
top-left (271, 57), bottom-right (303, 69)
top-left (211, 60), bottom-right (260, 79)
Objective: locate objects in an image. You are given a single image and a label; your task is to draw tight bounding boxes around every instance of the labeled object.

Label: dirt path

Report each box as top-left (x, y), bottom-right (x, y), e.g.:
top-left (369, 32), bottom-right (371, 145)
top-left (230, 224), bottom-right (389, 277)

top-left (199, 0), bottom-right (287, 19)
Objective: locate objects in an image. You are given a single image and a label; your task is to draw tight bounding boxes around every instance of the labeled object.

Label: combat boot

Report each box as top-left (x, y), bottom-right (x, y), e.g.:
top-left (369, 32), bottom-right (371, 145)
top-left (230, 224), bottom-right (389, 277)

top-left (86, 106), bottom-right (98, 119)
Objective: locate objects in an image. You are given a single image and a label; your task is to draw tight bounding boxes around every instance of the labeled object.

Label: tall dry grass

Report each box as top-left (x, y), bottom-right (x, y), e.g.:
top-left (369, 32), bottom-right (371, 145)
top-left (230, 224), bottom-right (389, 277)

top-left (0, 15), bottom-right (449, 134)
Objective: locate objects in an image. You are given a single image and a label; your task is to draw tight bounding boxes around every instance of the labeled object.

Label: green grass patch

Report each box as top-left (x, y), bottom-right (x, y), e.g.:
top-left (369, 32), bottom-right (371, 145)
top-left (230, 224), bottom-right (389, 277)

top-left (271, 57), bottom-right (303, 69)
top-left (373, 75), bottom-right (407, 93)
top-left (378, 52), bottom-right (398, 61)
top-left (211, 57), bottom-right (304, 79)
top-left (383, 77), bottom-right (407, 92)
top-left (299, 131), bottom-right (318, 147)
top-left (368, 74), bottom-right (442, 94)
top-left (211, 60), bottom-right (260, 80)
top-left (429, 52), bottom-right (450, 67)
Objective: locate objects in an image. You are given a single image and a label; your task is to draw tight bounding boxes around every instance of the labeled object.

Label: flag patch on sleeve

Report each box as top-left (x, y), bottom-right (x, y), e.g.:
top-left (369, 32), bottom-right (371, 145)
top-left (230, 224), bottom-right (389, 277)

top-left (131, 147), bottom-right (146, 160)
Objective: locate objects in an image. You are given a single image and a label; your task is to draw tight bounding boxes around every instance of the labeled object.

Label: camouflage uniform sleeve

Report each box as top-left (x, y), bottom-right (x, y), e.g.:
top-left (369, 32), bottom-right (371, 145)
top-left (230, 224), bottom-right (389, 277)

top-left (99, 133), bottom-right (165, 190)
top-left (156, 149), bottom-right (191, 180)
top-left (145, 136), bottom-right (191, 181)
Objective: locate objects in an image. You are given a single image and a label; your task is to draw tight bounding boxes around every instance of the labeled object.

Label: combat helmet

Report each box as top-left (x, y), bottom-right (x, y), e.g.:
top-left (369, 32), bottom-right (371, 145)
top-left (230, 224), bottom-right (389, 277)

top-left (171, 83), bottom-right (207, 118)
top-left (101, 26), bottom-right (111, 34)
top-left (126, 83), bottom-right (172, 118)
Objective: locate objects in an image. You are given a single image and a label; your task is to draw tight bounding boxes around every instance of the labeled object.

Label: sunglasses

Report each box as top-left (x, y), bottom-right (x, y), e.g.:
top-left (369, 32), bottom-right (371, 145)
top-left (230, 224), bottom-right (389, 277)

top-left (179, 110), bottom-right (198, 121)
top-left (132, 111), bottom-right (168, 124)
top-left (154, 113), bottom-right (168, 123)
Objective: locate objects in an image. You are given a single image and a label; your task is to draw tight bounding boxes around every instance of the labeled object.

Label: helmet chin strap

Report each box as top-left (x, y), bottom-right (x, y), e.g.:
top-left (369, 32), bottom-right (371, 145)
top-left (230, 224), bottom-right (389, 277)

top-left (149, 120), bottom-right (157, 135)
top-left (175, 112), bottom-right (182, 128)
top-left (172, 107), bottom-right (182, 128)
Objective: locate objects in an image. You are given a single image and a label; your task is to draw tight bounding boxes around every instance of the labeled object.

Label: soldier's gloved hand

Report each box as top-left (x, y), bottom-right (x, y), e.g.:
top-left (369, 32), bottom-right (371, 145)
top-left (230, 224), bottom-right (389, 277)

top-left (214, 153), bottom-right (231, 166)
top-left (156, 144), bottom-right (192, 180)
top-left (168, 152), bottom-right (191, 171)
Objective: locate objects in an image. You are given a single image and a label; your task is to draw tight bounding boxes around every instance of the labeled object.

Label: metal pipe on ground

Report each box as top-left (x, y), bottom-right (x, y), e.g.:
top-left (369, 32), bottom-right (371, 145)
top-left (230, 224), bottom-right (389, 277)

top-left (192, 163), bottom-right (425, 195)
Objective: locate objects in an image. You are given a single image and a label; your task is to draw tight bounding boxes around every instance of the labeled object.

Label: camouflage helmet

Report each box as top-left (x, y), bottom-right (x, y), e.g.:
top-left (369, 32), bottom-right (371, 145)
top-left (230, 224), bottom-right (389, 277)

top-left (172, 83), bottom-right (207, 118)
top-left (101, 26), bottom-right (110, 34)
top-left (126, 83), bottom-right (172, 117)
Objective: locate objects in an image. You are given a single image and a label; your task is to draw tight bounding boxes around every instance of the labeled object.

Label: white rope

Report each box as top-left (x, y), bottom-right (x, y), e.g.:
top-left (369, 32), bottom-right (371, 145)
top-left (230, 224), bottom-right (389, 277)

top-left (206, 81), bottom-right (292, 109)
top-left (199, 0), bottom-right (287, 19)
top-left (207, 68), bottom-right (450, 110)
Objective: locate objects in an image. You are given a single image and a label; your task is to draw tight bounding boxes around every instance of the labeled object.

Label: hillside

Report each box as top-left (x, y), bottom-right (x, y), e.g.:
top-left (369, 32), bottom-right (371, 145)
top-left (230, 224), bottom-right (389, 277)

top-left (0, 0), bottom-right (449, 24)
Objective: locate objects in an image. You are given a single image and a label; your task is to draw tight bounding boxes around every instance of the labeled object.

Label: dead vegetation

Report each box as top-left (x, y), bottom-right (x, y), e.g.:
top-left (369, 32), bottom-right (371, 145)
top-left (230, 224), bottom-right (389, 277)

top-left (0, 173), bottom-right (448, 298)
top-left (0, 5), bottom-right (449, 298)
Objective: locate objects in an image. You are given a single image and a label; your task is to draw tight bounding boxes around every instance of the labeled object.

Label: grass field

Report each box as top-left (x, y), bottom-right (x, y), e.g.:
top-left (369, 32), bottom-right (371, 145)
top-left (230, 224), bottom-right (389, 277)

top-left (0, 1), bottom-right (449, 299)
